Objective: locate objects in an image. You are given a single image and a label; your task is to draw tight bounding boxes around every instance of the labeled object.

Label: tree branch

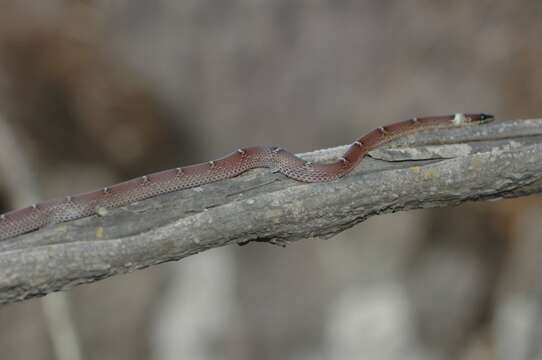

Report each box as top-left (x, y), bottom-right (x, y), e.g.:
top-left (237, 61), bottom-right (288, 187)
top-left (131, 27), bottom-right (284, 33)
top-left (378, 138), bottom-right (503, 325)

top-left (1, 118), bottom-right (542, 305)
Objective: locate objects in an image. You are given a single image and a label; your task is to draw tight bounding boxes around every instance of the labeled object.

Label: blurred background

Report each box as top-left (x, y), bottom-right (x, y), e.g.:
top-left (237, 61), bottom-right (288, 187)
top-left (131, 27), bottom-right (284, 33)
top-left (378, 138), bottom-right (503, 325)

top-left (1, 1), bottom-right (542, 359)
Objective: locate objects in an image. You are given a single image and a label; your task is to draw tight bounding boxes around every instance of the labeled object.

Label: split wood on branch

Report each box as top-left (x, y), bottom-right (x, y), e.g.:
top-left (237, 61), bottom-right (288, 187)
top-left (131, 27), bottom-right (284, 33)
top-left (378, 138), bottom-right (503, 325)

top-left (1, 117), bottom-right (542, 305)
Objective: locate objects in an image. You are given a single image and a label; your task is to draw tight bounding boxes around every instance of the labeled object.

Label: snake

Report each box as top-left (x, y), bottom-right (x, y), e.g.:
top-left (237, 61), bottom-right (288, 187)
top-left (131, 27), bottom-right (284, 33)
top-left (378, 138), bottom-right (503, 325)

top-left (0, 113), bottom-right (493, 240)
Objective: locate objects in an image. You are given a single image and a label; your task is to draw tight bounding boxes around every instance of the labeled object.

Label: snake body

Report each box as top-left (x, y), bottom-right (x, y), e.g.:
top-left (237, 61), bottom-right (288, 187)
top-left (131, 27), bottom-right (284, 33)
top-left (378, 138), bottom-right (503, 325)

top-left (0, 113), bottom-right (493, 240)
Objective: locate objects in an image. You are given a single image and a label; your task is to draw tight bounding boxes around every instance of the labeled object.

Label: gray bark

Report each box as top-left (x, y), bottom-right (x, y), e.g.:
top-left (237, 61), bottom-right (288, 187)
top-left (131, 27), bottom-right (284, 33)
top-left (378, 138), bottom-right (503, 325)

top-left (1, 118), bottom-right (542, 305)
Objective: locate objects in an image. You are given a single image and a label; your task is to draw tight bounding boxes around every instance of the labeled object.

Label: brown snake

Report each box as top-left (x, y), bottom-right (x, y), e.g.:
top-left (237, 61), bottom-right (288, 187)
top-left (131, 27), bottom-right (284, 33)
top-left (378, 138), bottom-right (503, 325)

top-left (0, 113), bottom-right (493, 240)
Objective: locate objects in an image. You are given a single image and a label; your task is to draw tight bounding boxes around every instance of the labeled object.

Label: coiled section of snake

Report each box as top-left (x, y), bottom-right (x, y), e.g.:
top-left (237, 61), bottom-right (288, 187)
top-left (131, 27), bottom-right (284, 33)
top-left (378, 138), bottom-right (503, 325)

top-left (0, 113), bottom-right (493, 240)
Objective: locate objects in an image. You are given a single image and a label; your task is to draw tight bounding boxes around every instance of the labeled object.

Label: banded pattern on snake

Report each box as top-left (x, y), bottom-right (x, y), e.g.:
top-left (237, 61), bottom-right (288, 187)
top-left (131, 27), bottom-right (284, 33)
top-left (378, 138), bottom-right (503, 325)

top-left (0, 113), bottom-right (493, 240)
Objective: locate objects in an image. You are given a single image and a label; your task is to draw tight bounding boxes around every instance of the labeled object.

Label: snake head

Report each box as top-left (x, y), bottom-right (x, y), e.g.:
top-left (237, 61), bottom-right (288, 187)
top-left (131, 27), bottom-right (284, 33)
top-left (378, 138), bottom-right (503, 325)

top-left (459, 113), bottom-right (495, 125)
top-left (478, 113), bottom-right (495, 123)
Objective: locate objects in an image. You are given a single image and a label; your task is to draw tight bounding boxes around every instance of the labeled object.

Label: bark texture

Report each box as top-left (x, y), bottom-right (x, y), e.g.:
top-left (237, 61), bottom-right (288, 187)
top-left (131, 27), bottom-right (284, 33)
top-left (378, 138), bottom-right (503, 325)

top-left (1, 118), bottom-right (541, 305)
